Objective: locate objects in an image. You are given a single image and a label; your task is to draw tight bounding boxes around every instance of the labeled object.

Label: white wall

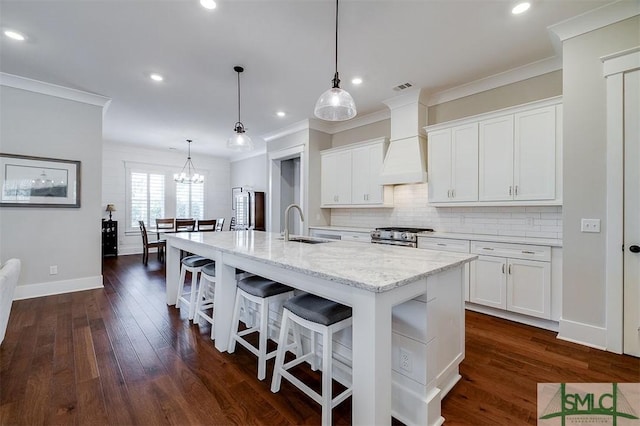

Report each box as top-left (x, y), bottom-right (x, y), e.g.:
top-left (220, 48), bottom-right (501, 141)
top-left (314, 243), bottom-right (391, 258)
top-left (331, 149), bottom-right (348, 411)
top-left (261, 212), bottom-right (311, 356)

top-left (230, 153), bottom-right (267, 191)
top-left (0, 83), bottom-right (106, 298)
top-left (560, 16), bottom-right (640, 345)
top-left (102, 141), bottom-right (231, 254)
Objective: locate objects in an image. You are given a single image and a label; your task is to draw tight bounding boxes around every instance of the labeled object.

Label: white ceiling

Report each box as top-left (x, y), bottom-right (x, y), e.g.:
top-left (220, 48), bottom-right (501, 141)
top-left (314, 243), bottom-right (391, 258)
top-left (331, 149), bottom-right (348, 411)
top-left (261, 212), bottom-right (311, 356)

top-left (0, 0), bottom-right (612, 159)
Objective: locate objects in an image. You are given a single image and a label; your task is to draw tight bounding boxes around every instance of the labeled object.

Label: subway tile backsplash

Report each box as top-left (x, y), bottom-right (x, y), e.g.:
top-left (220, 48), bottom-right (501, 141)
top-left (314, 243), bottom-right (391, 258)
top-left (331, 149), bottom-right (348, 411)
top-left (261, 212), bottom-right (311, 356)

top-left (330, 183), bottom-right (562, 239)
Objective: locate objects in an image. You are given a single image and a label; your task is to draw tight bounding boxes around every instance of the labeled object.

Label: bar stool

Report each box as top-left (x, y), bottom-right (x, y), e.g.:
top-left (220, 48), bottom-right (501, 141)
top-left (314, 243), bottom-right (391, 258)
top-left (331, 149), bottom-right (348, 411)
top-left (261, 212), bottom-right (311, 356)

top-left (176, 255), bottom-right (213, 320)
top-left (270, 293), bottom-right (353, 426)
top-left (194, 262), bottom-right (216, 339)
top-left (228, 276), bottom-right (294, 380)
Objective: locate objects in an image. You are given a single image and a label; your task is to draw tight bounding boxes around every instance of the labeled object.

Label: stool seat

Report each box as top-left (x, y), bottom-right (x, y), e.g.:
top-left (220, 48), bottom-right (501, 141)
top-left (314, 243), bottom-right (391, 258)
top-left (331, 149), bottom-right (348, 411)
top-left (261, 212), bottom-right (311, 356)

top-left (284, 293), bottom-right (352, 326)
top-left (181, 255), bottom-right (211, 268)
top-left (238, 276), bottom-right (293, 298)
top-left (201, 262), bottom-right (216, 276)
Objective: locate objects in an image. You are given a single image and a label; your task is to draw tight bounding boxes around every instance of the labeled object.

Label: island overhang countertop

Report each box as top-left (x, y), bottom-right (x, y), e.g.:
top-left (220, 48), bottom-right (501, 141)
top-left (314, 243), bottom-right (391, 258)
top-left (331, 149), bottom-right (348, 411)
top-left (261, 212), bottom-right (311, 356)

top-left (166, 230), bottom-right (477, 293)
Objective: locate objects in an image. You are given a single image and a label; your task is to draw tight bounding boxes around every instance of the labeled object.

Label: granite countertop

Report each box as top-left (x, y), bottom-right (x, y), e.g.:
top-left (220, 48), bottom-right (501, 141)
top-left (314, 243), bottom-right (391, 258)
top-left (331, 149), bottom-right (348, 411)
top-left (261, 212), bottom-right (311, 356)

top-left (418, 231), bottom-right (563, 247)
top-left (167, 231), bottom-right (476, 293)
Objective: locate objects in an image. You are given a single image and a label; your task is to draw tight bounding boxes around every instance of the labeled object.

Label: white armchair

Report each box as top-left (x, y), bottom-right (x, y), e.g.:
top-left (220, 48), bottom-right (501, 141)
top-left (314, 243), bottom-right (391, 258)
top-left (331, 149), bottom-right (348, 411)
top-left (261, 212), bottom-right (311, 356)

top-left (0, 258), bottom-right (21, 345)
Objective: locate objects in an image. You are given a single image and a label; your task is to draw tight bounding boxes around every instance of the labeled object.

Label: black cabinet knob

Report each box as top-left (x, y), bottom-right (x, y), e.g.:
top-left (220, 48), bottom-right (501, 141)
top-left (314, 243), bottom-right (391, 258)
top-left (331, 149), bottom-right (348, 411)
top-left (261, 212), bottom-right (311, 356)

top-left (630, 245), bottom-right (640, 253)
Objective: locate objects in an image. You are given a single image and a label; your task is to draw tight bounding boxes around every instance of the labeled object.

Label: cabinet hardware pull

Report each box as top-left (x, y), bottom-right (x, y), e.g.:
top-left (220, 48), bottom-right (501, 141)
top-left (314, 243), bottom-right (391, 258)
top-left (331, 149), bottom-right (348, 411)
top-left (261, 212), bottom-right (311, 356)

top-left (437, 243), bottom-right (446, 246)
top-left (483, 247), bottom-right (494, 251)
top-left (508, 264), bottom-right (512, 274)
top-left (447, 189), bottom-right (451, 198)
top-left (522, 250), bottom-right (535, 254)
top-left (451, 189), bottom-right (455, 198)
top-left (515, 185), bottom-right (519, 196)
top-left (509, 186), bottom-right (512, 196)
top-left (502, 264), bottom-right (505, 273)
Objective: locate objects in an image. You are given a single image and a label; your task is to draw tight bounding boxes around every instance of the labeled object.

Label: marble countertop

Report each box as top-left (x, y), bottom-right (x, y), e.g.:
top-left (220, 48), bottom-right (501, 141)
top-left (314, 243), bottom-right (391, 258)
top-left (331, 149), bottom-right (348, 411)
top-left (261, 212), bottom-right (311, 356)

top-left (166, 231), bottom-right (476, 293)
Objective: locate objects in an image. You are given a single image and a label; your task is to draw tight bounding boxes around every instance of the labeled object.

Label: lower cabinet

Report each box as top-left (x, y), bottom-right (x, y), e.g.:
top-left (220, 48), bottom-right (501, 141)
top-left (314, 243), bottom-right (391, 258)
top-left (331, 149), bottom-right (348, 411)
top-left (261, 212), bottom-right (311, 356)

top-left (418, 237), bottom-right (471, 301)
top-left (470, 241), bottom-right (551, 319)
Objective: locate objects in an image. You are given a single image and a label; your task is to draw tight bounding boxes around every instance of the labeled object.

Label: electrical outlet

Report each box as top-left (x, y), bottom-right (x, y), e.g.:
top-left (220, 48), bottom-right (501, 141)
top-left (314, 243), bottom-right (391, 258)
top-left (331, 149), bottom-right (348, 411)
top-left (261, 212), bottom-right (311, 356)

top-left (49, 265), bottom-right (58, 275)
top-left (581, 219), bottom-right (601, 233)
top-left (399, 348), bottom-right (412, 372)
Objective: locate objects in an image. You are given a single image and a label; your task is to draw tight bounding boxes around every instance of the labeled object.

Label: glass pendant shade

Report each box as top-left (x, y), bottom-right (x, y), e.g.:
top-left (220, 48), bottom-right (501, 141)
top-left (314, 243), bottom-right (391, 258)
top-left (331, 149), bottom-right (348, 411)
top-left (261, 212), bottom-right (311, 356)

top-left (227, 125), bottom-right (254, 151)
top-left (314, 86), bottom-right (356, 121)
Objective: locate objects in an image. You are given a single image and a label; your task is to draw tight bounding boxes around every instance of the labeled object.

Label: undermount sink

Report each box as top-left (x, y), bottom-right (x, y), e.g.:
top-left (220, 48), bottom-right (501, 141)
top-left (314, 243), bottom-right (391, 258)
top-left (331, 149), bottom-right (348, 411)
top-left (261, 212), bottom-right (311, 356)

top-left (277, 236), bottom-right (332, 244)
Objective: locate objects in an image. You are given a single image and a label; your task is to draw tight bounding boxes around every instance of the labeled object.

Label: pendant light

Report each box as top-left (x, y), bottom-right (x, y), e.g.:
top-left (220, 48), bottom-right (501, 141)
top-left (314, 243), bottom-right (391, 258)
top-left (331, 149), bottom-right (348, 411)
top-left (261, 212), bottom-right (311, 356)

top-left (227, 66), bottom-right (254, 151)
top-left (174, 139), bottom-right (204, 184)
top-left (314, 0), bottom-right (356, 121)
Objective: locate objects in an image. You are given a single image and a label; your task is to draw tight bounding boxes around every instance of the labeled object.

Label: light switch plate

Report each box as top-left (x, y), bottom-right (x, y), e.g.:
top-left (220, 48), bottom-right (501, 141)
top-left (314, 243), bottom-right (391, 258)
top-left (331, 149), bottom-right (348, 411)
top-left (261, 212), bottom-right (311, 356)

top-left (581, 219), bottom-right (601, 233)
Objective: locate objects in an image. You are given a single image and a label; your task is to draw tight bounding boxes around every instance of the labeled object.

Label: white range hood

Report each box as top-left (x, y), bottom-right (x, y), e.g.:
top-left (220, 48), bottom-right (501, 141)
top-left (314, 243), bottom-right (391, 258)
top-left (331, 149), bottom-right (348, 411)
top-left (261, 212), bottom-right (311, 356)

top-left (379, 88), bottom-right (428, 185)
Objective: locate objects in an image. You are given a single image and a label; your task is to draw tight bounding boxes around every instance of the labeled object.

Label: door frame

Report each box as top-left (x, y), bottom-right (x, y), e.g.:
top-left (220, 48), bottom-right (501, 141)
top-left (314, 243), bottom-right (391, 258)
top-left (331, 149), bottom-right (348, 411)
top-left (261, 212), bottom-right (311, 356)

top-left (267, 145), bottom-right (306, 234)
top-left (603, 46), bottom-right (640, 353)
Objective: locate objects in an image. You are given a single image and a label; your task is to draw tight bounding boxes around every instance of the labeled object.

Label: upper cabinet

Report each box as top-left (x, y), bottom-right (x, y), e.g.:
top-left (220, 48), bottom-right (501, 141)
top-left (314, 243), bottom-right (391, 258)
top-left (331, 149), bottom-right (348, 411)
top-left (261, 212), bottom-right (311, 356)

top-left (427, 123), bottom-right (478, 203)
top-left (426, 97), bottom-right (562, 207)
top-left (321, 138), bottom-right (394, 208)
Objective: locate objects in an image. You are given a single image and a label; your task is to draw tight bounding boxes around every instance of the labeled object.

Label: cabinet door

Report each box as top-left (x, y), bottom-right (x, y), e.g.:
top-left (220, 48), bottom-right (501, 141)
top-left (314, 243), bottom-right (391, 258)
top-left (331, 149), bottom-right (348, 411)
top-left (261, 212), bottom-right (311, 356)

top-left (352, 144), bottom-right (384, 204)
top-left (514, 106), bottom-right (556, 200)
top-left (479, 116), bottom-right (514, 201)
top-left (470, 255), bottom-right (507, 309)
top-left (427, 129), bottom-right (452, 203)
top-left (506, 258), bottom-right (551, 319)
top-left (451, 123), bottom-right (478, 202)
top-left (321, 151), bottom-right (352, 205)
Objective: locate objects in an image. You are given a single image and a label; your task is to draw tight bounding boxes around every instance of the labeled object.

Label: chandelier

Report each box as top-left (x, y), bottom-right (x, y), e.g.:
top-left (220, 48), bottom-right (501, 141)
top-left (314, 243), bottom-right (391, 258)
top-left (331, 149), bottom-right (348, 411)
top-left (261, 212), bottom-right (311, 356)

top-left (174, 139), bottom-right (204, 184)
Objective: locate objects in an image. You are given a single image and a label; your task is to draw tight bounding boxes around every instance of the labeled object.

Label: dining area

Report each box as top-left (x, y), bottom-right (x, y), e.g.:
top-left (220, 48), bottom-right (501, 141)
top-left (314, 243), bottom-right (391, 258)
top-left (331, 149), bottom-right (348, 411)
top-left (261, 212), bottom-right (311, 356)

top-left (137, 217), bottom-right (228, 265)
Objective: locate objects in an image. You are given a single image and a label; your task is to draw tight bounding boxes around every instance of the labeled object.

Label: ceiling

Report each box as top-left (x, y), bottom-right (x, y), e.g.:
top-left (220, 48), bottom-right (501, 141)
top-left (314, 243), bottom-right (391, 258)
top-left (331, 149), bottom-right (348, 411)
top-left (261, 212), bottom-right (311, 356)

top-left (0, 0), bottom-right (612, 159)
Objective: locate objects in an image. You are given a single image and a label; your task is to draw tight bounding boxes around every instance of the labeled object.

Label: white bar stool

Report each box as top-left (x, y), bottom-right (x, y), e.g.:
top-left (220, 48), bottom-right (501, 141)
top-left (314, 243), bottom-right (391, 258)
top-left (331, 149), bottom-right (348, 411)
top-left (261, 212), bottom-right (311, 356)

top-left (270, 293), bottom-right (352, 426)
top-left (228, 276), bottom-right (294, 380)
top-left (194, 262), bottom-right (216, 339)
top-left (175, 255), bottom-right (213, 320)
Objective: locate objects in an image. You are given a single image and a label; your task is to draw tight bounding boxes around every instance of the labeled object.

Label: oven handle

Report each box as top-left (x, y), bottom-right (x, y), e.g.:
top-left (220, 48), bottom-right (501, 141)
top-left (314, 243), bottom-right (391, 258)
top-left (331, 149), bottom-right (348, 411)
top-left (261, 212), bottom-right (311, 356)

top-left (371, 240), bottom-right (416, 248)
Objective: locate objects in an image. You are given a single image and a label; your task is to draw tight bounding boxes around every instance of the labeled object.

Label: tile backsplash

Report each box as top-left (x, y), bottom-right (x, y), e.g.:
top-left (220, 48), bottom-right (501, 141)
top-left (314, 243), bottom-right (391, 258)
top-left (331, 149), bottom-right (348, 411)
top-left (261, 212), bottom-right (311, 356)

top-left (330, 184), bottom-right (562, 240)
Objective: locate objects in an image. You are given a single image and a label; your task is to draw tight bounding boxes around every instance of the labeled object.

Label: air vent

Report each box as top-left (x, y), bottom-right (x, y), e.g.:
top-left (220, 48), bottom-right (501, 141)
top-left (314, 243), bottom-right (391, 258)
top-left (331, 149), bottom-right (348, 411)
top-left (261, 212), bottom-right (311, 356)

top-left (393, 82), bottom-right (413, 91)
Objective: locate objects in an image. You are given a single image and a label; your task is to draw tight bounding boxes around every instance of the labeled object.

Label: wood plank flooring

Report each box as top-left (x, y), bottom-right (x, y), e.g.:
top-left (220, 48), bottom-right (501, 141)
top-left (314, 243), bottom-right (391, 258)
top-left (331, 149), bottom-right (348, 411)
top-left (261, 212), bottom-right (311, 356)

top-left (1, 254), bottom-right (638, 425)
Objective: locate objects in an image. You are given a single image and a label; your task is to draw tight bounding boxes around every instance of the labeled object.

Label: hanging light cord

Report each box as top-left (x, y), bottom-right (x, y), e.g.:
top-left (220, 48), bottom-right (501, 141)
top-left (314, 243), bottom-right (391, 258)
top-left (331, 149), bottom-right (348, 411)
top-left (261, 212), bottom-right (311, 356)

top-left (236, 70), bottom-right (241, 124)
top-left (332, 0), bottom-right (340, 89)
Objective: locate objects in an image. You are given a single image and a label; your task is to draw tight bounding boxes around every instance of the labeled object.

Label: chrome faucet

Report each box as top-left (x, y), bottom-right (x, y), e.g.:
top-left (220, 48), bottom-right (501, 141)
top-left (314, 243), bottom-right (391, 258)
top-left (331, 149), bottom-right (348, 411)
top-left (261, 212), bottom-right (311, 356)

top-left (283, 203), bottom-right (304, 242)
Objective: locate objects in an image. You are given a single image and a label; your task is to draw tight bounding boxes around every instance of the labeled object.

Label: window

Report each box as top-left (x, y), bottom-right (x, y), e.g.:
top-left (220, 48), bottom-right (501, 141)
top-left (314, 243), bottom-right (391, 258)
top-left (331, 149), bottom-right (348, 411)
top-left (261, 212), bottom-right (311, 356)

top-left (130, 172), bottom-right (165, 229)
top-left (176, 182), bottom-right (204, 220)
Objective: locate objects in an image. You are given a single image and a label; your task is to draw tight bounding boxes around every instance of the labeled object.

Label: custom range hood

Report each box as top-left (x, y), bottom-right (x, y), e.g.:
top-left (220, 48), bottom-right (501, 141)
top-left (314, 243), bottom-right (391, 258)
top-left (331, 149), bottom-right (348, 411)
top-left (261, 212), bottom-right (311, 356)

top-left (379, 88), bottom-right (428, 185)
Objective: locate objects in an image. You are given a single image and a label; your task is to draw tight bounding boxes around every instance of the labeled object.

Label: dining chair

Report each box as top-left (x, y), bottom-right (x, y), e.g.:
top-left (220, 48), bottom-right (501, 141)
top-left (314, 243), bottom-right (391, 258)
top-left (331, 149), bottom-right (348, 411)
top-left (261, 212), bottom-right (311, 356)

top-left (197, 219), bottom-right (217, 232)
top-left (156, 218), bottom-right (175, 232)
top-left (229, 216), bottom-right (236, 231)
top-left (175, 218), bottom-right (196, 232)
top-left (214, 218), bottom-right (225, 232)
top-left (138, 220), bottom-right (166, 265)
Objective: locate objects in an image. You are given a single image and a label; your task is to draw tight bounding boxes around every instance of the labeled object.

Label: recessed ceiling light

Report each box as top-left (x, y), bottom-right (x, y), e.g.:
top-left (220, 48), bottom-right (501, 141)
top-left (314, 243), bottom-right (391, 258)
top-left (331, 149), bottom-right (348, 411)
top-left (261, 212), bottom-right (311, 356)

top-left (276, 111), bottom-right (286, 117)
top-left (512, 2), bottom-right (530, 14)
top-left (150, 73), bottom-right (164, 82)
top-left (200, 0), bottom-right (217, 10)
top-left (351, 77), bottom-right (363, 85)
top-left (4, 30), bottom-right (26, 41)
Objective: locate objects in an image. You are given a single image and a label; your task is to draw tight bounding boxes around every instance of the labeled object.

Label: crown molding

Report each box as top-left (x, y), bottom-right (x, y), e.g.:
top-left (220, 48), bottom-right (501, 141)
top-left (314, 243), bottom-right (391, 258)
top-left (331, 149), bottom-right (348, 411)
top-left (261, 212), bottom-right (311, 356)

top-left (427, 56), bottom-right (562, 106)
top-left (548, 0), bottom-right (640, 43)
top-left (382, 87), bottom-right (428, 110)
top-left (323, 108), bottom-right (391, 133)
top-left (0, 72), bottom-right (111, 108)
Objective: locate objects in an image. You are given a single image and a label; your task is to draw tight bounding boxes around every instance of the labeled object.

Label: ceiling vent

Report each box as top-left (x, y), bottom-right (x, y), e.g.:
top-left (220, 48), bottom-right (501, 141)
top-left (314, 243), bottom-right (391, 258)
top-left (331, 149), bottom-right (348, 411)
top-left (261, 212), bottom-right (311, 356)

top-left (392, 82), bottom-right (413, 91)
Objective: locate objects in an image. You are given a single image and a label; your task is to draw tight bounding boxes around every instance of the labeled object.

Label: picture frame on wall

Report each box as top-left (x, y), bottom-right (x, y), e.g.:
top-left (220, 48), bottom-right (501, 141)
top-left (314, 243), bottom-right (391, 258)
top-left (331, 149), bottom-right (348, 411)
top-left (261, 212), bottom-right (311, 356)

top-left (0, 153), bottom-right (81, 208)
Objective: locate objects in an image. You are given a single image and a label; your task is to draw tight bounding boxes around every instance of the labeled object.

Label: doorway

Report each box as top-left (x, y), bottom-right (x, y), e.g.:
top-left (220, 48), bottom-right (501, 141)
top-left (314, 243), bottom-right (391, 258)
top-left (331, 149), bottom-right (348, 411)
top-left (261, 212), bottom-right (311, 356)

top-left (268, 145), bottom-right (305, 234)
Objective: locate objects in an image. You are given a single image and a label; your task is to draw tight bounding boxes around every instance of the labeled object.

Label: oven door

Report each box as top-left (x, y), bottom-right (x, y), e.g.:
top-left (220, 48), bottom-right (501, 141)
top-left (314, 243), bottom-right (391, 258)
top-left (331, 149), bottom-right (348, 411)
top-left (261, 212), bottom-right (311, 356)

top-left (371, 239), bottom-right (417, 248)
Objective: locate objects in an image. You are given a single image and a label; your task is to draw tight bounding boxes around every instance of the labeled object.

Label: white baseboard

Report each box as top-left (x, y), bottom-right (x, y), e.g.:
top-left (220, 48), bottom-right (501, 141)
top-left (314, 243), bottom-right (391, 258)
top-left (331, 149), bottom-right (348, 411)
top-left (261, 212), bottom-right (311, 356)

top-left (13, 275), bottom-right (103, 300)
top-left (465, 303), bottom-right (560, 332)
top-left (557, 318), bottom-right (607, 350)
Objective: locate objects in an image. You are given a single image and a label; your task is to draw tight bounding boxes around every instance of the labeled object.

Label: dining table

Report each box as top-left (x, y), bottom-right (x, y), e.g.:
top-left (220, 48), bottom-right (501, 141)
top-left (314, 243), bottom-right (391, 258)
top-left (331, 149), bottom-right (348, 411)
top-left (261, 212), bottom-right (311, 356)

top-left (163, 230), bottom-right (476, 426)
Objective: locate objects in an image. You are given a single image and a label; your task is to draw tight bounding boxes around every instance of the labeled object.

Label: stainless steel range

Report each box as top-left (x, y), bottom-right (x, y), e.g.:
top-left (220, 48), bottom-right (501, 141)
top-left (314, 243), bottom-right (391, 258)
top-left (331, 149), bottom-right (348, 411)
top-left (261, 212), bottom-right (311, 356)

top-left (370, 227), bottom-right (434, 248)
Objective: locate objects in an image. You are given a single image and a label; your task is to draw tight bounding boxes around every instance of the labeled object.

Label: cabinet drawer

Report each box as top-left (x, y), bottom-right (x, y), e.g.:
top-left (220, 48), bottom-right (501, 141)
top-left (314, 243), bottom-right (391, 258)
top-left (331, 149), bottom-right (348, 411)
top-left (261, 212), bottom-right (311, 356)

top-left (418, 237), bottom-right (470, 253)
top-left (471, 241), bottom-right (550, 261)
top-left (341, 231), bottom-right (371, 243)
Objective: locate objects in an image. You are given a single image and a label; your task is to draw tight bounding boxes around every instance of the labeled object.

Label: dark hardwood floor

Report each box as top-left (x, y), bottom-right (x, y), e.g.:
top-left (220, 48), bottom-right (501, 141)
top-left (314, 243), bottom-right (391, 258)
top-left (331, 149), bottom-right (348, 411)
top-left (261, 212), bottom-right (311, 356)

top-left (1, 254), bottom-right (638, 425)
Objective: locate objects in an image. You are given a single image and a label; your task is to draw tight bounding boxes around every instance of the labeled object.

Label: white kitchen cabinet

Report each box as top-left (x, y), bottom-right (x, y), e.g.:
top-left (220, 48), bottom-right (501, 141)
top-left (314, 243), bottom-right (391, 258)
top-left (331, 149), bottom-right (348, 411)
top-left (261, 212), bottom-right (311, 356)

top-left (479, 105), bottom-right (557, 202)
top-left (425, 97), bottom-right (562, 207)
top-left (320, 150), bottom-right (352, 206)
top-left (470, 241), bottom-right (551, 319)
top-left (427, 123), bottom-right (478, 203)
top-left (321, 138), bottom-right (393, 208)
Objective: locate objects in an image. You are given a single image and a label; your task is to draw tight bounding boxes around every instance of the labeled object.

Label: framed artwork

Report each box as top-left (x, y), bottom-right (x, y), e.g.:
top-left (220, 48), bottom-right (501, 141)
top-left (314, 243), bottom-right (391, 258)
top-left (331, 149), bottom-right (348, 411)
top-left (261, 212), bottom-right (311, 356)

top-left (0, 153), bottom-right (81, 207)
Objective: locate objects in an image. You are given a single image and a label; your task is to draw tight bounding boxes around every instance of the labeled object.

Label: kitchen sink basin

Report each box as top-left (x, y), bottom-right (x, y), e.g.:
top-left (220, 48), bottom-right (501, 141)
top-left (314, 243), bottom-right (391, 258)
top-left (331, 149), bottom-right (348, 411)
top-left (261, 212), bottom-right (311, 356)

top-left (277, 236), bottom-right (331, 244)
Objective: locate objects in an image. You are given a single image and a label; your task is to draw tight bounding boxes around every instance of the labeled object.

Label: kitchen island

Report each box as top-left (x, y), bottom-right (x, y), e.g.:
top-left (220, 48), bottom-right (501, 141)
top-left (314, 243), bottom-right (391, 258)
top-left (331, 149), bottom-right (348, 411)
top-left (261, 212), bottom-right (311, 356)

top-left (164, 231), bottom-right (476, 426)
